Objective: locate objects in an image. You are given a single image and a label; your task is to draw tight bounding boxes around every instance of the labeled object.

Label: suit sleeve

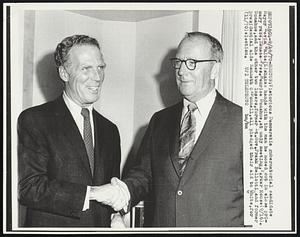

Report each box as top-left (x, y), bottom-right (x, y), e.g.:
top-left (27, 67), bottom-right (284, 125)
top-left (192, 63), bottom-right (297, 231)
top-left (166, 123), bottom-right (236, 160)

top-left (18, 111), bottom-right (87, 218)
top-left (122, 114), bottom-right (156, 208)
top-left (112, 125), bottom-right (121, 179)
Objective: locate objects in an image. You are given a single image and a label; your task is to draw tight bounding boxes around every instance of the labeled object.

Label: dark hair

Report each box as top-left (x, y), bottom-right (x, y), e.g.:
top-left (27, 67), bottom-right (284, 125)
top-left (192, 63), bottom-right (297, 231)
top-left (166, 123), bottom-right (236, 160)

top-left (54, 35), bottom-right (100, 68)
top-left (183, 31), bottom-right (223, 62)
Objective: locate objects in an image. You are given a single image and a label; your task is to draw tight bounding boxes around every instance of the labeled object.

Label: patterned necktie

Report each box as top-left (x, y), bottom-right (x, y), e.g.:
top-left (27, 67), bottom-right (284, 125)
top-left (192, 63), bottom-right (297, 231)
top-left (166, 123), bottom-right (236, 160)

top-left (81, 108), bottom-right (94, 176)
top-left (178, 103), bottom-right (197, 177)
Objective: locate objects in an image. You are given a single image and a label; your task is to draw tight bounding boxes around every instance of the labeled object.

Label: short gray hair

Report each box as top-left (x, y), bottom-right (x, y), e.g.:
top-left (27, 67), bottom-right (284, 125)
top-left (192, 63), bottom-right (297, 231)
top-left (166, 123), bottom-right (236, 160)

top-left (182, 31), bottom-right (224, 62)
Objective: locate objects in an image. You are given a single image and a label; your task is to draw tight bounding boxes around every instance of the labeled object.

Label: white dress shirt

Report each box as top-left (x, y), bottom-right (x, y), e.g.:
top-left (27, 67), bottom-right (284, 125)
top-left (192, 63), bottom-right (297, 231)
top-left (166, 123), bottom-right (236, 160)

top-left (62, 92), bottom-right (94, 211)
top-left (181, 89), bottom-right (217, 145)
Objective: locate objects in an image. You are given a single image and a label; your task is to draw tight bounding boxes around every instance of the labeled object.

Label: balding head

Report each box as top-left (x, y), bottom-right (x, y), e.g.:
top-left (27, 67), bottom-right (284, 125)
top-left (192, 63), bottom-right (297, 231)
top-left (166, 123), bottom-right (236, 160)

top-left (178, 32), bottom-right (223, 63)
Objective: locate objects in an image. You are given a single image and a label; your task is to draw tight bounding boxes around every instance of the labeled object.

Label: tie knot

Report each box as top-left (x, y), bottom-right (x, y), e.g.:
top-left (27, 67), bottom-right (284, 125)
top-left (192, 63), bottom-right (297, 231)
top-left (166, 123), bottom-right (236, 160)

top-left (81, 108), bottom-right (90, 119)
top-left (188, 103), bottom-right (197, 113)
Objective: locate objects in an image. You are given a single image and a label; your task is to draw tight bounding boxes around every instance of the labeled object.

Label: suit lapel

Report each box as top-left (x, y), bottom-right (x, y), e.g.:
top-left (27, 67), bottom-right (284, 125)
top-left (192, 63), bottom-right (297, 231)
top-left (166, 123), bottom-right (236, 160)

top-left (93, 110), bottom-right (105, 183)
top-left (181, 92), bottom-right (228, 181)
top-left (168, 102), bottom-right (183, 178)
top-left (54, 96), bottom-right (93, 179)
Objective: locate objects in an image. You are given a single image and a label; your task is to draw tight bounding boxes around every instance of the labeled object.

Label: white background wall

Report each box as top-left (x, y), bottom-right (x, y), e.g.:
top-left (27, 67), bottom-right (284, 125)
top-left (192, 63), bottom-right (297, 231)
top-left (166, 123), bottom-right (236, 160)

top-left (131, 12), bottom-right (193, 159)
top-left (134, 12), bottom-right (193, 131)
top-left (196, 10), bottom-right (223, 42)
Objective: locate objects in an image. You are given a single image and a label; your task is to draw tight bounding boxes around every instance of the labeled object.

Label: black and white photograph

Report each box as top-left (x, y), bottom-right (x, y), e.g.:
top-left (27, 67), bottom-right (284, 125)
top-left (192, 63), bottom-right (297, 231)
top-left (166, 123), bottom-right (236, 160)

top-left (3, 2), bottom-right (296, 234)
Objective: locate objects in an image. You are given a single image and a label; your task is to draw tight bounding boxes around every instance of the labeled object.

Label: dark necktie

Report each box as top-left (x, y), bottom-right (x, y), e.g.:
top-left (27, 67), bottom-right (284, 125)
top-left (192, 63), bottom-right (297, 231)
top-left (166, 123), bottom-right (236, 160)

top-left (81, 108), bottom-right (94, 176)
top-left (178, 103), bottom-right (197, 177)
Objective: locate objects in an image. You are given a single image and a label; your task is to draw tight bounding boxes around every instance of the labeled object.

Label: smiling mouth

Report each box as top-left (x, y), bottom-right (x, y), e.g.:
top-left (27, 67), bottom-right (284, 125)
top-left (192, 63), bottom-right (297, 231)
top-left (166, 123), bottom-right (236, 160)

top-left (178, 77), bottom-right (192, 83)
top-left (87, 86), bottom-right (100, 93)
top-left (180, 80), bottom-right (193, 83)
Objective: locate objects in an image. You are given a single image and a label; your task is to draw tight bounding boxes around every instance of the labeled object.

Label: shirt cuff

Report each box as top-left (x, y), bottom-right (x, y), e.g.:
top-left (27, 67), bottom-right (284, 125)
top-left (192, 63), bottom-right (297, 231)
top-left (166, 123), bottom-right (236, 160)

top-left (82, 186), bottom-right (90, 211)
top-left (111, 212), bottom-right (126, 228)
top-left (122, 182), bottom-right (131, 213)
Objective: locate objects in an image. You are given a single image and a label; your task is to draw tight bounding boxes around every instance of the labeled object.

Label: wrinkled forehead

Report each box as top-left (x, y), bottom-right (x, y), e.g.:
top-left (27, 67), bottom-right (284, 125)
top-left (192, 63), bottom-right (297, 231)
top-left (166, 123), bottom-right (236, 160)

top-left (68, 44), bottom-right (104, 63)
top-left (176, 38), bottom-right (212, 59)
top-left (69, 44), bottom-right (102, 55)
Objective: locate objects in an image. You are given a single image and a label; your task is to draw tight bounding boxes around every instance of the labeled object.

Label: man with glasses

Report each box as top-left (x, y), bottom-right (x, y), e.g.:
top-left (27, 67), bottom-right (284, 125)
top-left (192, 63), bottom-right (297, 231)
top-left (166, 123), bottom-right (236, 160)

top-left (104, 31), bottom-right (243, 227)
top-left (18, 35), bottom-right (125, 227)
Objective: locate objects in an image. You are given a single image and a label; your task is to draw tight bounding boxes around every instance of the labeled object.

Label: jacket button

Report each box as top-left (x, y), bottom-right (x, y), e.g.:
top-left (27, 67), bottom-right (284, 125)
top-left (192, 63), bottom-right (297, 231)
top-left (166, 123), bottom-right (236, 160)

top-left (177, 190), bottom-right (183, 196)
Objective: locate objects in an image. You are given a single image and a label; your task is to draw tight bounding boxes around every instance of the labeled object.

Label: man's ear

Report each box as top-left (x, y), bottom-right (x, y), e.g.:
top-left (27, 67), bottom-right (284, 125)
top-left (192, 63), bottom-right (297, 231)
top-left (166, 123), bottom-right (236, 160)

top-left (58, 66), bottom-right (69, 82)
top-left (210, 62), bottom-right (221, 80)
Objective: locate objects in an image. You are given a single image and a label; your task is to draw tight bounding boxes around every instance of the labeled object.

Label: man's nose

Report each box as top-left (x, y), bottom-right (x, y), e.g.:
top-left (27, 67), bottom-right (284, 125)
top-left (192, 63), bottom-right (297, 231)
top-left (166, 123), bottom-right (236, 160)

top-left (93, 69), bottom-right (104, 81)
top-left (177, 61), bottom-right (188, 76)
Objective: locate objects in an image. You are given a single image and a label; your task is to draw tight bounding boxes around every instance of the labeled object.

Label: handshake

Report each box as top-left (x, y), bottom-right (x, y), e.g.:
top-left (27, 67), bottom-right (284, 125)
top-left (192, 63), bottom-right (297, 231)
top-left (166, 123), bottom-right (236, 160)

top-left (89, 177), bottom-right (130, 212)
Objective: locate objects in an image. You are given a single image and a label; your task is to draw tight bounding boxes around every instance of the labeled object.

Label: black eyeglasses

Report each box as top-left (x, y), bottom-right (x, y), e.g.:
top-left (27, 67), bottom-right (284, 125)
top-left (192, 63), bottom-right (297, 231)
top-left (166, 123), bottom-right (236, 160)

top-left (170, 58), bottom-right (217, 70)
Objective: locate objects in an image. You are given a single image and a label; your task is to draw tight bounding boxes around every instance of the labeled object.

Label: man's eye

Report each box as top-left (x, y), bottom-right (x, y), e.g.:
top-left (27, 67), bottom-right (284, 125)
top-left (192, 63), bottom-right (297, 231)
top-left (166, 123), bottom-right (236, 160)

top-left (82, 67), bottom-right (88, 71)
top-left (97, 65), bottom-right (106, 70)
top-left (187, 60), bottom-right (196, 66)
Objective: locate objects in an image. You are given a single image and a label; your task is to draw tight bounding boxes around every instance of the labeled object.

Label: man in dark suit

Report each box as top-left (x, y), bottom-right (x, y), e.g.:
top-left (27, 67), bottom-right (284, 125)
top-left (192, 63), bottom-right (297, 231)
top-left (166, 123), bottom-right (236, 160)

top-left (18, 35), bottom-right (125, 227)
top-left (107, 31), bottom-right (243, 227)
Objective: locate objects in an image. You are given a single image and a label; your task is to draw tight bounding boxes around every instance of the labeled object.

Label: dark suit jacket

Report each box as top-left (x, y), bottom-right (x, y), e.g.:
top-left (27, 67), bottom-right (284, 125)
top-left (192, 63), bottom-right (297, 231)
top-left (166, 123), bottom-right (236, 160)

top-left (18, 95), bottom-right (121, 227)
top-left (124, 91), bottom-right (243, 227)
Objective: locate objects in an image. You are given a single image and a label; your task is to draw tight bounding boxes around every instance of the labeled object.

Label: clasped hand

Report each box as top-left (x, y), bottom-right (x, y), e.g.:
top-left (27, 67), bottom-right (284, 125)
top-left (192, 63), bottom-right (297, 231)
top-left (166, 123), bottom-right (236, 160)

top-left (90, 177), bottom-right (130, 211)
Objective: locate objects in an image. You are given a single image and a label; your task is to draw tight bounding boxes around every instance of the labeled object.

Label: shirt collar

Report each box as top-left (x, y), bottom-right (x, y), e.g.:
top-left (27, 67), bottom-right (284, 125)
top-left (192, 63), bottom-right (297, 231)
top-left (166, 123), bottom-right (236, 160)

top-left (183, 89), bottom-right (216, 117)
top-left (63, 91), bottom-right (93, 114)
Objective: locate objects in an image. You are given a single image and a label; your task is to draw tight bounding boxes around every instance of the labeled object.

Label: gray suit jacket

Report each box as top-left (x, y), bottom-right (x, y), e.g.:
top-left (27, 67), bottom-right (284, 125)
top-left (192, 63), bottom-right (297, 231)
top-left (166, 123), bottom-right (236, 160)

top-left (124, 91), bottom-right (243, 227)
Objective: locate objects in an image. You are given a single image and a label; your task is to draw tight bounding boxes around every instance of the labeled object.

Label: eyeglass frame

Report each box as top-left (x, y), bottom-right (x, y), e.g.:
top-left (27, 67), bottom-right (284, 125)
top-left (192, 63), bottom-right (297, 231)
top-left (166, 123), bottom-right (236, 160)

top-left (170, 58), bottom-right (218, 71)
